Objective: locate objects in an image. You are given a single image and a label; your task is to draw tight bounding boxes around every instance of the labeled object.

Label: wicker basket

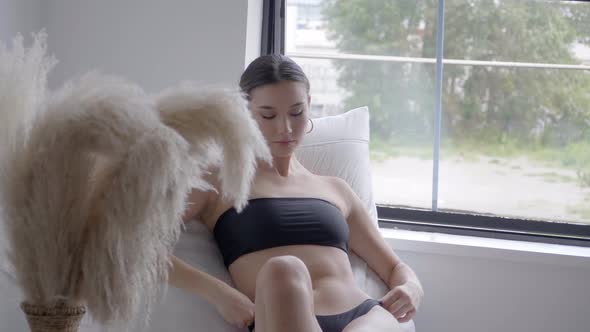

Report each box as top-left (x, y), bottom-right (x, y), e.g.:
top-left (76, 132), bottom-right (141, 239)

top-left (21, 300), bottom-right (86, 332)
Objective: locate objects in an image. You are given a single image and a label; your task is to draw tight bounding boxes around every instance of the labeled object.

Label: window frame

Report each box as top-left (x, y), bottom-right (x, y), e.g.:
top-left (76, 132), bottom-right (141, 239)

top-left (261, 0), bottom-right (285, 55)
top-left (263, 0), bottom-right (590, 247)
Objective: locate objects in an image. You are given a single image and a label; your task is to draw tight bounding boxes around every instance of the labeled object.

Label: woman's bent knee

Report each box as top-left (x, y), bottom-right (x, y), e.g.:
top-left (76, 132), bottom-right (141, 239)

top-left (257, 255), bottom-right (311, 289)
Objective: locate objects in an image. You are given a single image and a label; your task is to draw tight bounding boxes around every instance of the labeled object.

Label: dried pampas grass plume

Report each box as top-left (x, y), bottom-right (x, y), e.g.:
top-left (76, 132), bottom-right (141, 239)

top-left (156, 83), bottom-right (272, 212)
top-left (0, 30), bottom-right (56, 168)
top-left (0, 30), bottom-right (56, 140)
top-left (2, 71), bottom-right (197, 327)
top-left (0, 31), bottom-right (55, 279)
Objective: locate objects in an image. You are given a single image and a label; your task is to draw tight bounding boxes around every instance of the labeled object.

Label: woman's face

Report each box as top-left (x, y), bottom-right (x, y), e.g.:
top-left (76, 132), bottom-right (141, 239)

top-left (248, 81), bottom-right (311, 158)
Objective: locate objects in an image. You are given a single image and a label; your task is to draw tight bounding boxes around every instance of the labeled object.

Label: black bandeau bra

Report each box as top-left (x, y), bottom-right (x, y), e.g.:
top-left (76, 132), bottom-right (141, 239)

top-left (213, 197), bottom-right (349, 267)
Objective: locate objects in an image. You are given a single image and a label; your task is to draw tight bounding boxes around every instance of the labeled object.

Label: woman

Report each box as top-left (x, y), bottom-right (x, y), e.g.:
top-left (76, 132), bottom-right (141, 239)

top-left (169, 55), bottom-right (423, 332)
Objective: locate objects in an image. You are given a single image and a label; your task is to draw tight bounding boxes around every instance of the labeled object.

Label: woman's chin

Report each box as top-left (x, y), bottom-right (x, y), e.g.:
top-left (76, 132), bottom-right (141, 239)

top-left (270, 152), bottom-right (294, 159)
top-left (269, 142), bottom-right (299, 158)
top-left (270, 148), bottom-right (296, 158)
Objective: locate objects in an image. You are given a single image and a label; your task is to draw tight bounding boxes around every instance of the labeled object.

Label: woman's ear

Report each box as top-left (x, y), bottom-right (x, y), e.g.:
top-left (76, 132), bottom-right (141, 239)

top-left (307, 95), bottom-right (312, 107)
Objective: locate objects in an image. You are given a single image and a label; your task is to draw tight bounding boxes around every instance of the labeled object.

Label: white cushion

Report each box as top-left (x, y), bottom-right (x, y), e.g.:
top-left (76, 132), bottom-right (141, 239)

top-left (297, 106), bottom-right (378, 223)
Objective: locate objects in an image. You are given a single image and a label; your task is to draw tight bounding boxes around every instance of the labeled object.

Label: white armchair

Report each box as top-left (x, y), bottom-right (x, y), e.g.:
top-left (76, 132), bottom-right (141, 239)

top-left (134, 106), bottom-right (416, 332)
top-left (0, 107), bottom-right (415, 332)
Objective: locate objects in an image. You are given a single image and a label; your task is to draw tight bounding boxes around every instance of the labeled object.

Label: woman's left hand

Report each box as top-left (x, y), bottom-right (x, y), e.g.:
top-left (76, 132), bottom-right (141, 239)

top-left (380, 281), bottom-right (423, 323)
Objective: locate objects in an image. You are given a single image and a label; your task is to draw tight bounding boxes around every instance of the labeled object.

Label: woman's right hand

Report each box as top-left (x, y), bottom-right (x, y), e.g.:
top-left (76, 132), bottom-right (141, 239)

top-left (214, 285), bottom-right (255, 329)
top-left (168, 256), bottom-right (255, 327)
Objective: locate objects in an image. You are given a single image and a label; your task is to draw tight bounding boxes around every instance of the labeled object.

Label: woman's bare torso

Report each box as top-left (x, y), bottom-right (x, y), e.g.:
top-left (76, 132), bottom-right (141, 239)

top-left (199, 169), bottom-right (371, 315)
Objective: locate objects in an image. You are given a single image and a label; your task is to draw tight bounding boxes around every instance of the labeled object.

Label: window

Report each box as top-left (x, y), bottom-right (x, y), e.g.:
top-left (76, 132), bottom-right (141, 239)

top-left (265, 0), bottom-right (590, 245)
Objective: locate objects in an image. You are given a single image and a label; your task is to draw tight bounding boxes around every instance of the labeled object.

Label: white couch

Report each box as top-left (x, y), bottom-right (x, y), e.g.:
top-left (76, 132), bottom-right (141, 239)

top-left (0, 107), bottom-right (415, 332)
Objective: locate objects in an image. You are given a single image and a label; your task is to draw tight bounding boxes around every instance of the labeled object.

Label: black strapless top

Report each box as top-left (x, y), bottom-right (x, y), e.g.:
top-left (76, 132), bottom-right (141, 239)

top-left (213, 197), bottom-right (349, 267)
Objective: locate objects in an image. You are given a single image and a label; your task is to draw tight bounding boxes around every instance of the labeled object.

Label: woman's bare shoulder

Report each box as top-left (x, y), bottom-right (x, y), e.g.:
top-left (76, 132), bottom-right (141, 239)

top-left (183, 166), bottom-right (222, 223)
top-left (314, 174), bottom-right (352, 194)
top-left (310, 174), bottom-right (355, 216)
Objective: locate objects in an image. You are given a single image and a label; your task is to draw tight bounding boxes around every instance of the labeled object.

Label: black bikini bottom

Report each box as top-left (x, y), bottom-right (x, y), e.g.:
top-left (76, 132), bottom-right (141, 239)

top-left (248, 298), bottom-right (383, 332)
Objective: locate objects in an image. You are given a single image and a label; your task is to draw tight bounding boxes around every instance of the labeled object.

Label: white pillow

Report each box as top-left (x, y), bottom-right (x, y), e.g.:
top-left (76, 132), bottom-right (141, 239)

top-left (297, 106), bottom-right (377, 222)
top-left (296, 106), bottom-right (377, 222)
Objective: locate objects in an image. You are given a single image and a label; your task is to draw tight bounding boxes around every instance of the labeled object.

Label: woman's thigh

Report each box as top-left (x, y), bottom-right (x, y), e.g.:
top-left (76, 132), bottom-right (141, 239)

top-left (342, 306), bottom-right (401, 332)
top-left (253, 298), bottom-right (323, 332)
top-left (253, 255), bottom-right (322, 332)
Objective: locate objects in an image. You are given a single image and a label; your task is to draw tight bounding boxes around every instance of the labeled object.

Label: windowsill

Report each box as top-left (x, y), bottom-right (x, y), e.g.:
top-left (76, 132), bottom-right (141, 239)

top-left (379, 228), bottom-right (590, 268)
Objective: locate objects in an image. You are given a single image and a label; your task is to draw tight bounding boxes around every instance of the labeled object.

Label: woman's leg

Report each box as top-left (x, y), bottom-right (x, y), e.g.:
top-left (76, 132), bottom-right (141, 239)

top-left (254, 255), bottom-right (322, 332)
top-left (342, 306), bottom-right (401, 332)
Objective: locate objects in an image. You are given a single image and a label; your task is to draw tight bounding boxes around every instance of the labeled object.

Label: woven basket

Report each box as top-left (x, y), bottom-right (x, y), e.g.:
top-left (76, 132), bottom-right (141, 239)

top-left (21, 300), bottom-right (86, 332)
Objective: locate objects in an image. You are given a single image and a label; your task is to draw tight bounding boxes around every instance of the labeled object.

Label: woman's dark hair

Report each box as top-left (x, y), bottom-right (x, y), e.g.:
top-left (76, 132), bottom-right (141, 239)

top-left (240, 54), bottom-right (310, 98)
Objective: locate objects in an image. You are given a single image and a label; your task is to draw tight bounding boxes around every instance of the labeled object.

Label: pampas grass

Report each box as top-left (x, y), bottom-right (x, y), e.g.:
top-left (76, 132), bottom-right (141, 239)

top-left (0, 30), bottom-right (56, 143)
top-left (156, 83), bottom-right (271, 211)
top-left (2, 69), bottom-right (197, 327)
top-left (0, 31), bottom-right (271, 330)
top-left (0, 31), bottom-right (56, 290)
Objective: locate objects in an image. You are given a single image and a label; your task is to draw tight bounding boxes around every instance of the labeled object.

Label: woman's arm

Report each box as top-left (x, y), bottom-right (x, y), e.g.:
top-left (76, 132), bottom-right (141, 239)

top-left (168, 185), bottom-right (255, 328)
top-left (168, 186), bottom-right (222, 298)
top-left (331, 177), bottom-right (423, 322)
top-left (168, 254), bottom-right (230, 302)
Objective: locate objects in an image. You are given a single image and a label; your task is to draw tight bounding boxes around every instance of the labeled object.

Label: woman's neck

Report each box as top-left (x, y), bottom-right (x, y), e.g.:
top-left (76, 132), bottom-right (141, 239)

top-left (260, 155), bottom-right (301, 178)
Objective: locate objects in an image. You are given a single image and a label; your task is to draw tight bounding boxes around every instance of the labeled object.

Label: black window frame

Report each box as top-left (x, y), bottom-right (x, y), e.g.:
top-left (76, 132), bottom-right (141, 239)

top-left (262, 0), bottom-right (590, 247)
top-left (261, 0), bottom-right (285, 55)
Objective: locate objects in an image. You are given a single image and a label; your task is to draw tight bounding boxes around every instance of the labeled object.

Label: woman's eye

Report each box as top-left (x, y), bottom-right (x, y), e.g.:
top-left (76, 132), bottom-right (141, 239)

top-left (262, 114), bottom-right (276, 119)
top-left (290, 109), bottom-right (303, 116)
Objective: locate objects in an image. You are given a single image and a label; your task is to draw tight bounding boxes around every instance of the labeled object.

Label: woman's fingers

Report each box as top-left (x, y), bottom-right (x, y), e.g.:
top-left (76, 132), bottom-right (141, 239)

top-left (398, 309), bottom-right (416, 323)
top-left (380, 287), bottom-right (402, 308)
top-left (386, 298), bottom-right (406, 315)
top-left (383, 287), bottom-right (412, 314)
top-left (393, 303), bottom-right (413, 319)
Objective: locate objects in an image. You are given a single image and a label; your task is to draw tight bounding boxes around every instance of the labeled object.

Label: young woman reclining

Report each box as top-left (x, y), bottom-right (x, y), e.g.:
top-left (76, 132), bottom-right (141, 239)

top-left (169, 55), bottom-right (423, 332)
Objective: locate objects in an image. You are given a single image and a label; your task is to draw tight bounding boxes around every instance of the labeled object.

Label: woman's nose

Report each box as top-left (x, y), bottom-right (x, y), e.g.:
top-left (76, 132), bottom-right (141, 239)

top-left (277, 116), bottom-right (292, 134)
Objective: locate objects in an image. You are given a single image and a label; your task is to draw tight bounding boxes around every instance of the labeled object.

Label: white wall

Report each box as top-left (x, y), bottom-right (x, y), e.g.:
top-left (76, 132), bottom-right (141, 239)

top-left (3, 0), bottom-right (253, 92)
top-left (386, 231), bottom-right (590, 332)
top-left (0, 0), bottom-right (44, 42)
